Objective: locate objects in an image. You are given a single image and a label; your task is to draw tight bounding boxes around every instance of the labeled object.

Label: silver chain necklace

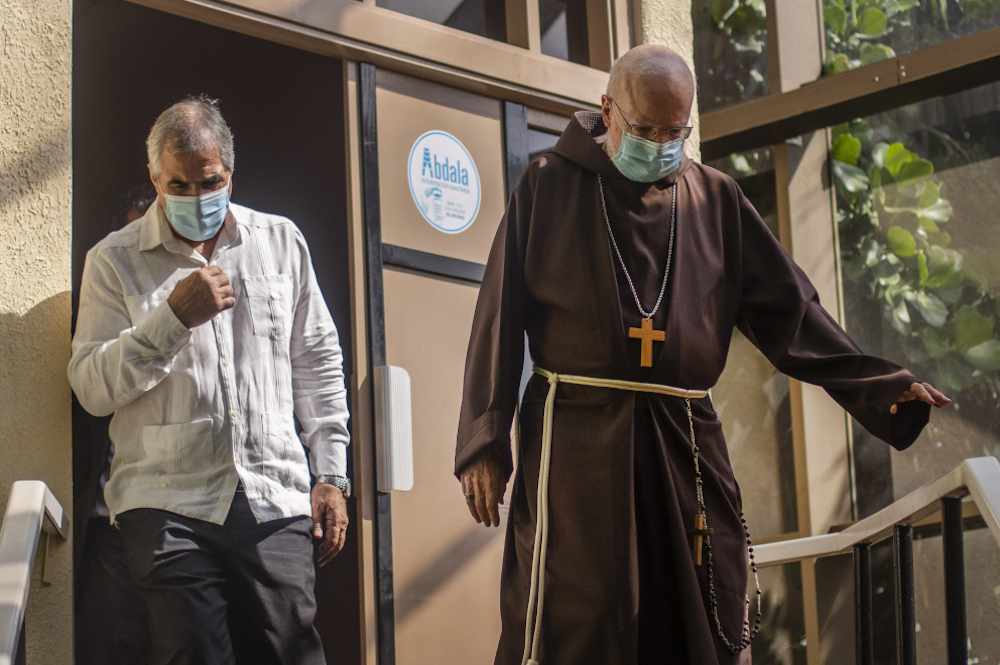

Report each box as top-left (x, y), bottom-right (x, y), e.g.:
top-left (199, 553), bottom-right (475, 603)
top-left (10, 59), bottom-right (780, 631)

top-left (598, 175), bottom-right (676, 319)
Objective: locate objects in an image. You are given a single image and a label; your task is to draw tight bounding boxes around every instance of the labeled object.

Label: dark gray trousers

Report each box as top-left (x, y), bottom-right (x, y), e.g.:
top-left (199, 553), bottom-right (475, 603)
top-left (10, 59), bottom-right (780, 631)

top-left (76, 517), bottom-right (152, 665)
top-left (116, 492), bottom-right (326, 665)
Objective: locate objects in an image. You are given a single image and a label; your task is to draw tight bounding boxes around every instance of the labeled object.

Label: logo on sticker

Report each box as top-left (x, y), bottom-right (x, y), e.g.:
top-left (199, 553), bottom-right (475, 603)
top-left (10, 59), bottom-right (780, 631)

top-left (407, 131), bottom-right (481, 234)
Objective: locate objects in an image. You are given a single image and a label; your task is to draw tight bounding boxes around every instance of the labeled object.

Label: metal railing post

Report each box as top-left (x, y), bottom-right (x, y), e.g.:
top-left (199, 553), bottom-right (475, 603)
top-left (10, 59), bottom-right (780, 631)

top-left (942, 497), bottom-right (968, 665)
top-left (893, 525), bottom-right (916, 665)
top-left (854, 543), bottom-right (874, 665)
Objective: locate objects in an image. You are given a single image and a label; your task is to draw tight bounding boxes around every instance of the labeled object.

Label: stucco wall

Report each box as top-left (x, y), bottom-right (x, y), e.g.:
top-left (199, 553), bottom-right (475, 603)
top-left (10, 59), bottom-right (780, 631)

top-left (636, 0), bottom-right (701, 160)
top-left (0, 0), bottom-right (74, 662)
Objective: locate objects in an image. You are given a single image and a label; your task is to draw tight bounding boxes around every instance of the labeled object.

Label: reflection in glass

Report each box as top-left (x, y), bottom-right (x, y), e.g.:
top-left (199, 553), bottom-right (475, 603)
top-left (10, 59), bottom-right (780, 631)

top-left (528, 128), bottom-right (561, 162)
top-left (833, 82), bottom-right (1000, 663)
top-left (822, 0), bottom-right (1000, 76)
top-left (376, 0), bottom-right (507, 41)
top-left (707, 149), bottom-right (798, 541)
top-left (910, 527), bottom-right (1000, 661)
top-left (750, 563), bottom-right (807, 665)
top-left (692, 0), bottom-right (770, 113)
top-left (833, 81), bottom-right (1000, 495)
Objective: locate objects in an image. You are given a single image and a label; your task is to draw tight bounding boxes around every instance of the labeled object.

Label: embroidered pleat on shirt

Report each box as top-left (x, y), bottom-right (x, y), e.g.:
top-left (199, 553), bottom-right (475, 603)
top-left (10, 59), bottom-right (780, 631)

top-left (69, 203), bottom-right (350, 525)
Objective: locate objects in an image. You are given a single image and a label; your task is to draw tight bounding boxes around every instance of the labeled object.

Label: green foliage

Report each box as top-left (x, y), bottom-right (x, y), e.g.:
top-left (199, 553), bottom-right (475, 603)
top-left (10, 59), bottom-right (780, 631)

top-left (822, 0), bottom-right (1000, 75)
top-left (834, 119), bottom-right (1000, 394)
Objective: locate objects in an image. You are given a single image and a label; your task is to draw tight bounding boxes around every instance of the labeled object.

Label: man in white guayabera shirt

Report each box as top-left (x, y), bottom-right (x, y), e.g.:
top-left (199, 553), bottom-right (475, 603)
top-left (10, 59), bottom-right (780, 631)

top-left (68, 95), bottom-right (349, 665)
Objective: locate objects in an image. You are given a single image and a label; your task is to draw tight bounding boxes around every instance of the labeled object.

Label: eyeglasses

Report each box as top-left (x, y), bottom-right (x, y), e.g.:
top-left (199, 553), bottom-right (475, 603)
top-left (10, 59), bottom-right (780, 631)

top-left (611, 99), bottom-right (692, 142)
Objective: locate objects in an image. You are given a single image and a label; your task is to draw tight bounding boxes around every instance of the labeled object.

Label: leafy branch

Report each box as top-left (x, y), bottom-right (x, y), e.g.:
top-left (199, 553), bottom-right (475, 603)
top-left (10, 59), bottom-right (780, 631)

top-left (833, 120), bottom-right (1000, 393)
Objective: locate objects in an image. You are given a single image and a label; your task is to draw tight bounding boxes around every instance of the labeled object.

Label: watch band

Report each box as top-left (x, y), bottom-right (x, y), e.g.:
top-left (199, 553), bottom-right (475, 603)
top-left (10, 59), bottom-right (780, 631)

top-left (315, 474), bottom-right (352, 498)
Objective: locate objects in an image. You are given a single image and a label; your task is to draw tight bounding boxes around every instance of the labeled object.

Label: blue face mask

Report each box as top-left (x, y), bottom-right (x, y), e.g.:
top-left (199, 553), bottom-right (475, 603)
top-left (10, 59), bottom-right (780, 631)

top-left (162, 184), bottom-right (231, 242)
top-left (611, 130), bottom-right (685, 183)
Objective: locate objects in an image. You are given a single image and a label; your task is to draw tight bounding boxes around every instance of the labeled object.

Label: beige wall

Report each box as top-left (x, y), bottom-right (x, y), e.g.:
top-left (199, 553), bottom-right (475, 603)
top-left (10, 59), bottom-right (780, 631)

top-left (635, 0), bottom-right (701, 160)
top-left (0, 0), bottom-right (75, 662)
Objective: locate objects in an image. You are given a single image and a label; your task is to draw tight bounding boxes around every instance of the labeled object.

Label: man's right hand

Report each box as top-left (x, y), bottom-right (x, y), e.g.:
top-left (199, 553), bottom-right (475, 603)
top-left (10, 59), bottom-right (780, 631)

top-left (167, 264), bottom-right (236, 328)
top-left (460, 454), bottom-right (507, 528)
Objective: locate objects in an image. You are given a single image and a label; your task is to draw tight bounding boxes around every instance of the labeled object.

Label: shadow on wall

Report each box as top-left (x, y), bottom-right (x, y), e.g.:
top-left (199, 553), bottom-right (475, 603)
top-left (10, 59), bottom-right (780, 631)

top-left (394, 522), bottom-right (504, 626)
top-left (0, 124), bottom-right (70, 222)
top-left (0, 291), bottom-right (73, 485)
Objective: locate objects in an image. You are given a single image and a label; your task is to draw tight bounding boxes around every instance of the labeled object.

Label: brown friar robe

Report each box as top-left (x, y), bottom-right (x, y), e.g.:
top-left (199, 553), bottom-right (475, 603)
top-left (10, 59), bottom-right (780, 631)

top-left (455, 111), bottom-right (930, 665)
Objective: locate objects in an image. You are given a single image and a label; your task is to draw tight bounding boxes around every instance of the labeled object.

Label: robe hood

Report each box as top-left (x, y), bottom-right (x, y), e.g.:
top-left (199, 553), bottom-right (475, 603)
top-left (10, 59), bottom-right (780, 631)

top-left (549, 110), bottom-right (694, 184)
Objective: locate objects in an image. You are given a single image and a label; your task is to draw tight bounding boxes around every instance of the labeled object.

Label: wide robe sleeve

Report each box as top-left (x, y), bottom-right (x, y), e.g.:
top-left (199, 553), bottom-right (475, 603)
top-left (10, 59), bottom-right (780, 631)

top-left (453, 166), bottom-right (534, 480)
top-left (732, 183), bottom-right (930, 450)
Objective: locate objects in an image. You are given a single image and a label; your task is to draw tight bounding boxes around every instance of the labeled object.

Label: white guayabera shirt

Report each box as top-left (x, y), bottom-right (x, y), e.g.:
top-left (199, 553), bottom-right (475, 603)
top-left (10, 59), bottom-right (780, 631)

top-left (69, 203), bottom-right (350, 524)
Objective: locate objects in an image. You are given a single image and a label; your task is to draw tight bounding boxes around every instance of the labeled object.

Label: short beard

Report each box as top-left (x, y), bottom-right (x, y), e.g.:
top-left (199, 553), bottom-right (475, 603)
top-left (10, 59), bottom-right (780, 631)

top-left (602, 135), bottom-right (618, 161)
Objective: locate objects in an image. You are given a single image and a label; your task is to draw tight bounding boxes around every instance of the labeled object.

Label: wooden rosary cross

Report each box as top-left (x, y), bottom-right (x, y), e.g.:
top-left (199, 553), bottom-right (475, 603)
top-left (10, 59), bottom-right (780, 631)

top-left (687, 513), bottom-right (714, 566)
top-left (628, 318), bottom-right (665, 368)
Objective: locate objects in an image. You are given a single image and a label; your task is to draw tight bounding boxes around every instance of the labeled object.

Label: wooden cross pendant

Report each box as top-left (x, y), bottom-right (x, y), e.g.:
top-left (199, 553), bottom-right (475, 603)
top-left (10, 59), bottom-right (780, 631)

top-left (628, 317), bottom-right (665, 368)
top-left (687, 513), bottom-right (714, 566)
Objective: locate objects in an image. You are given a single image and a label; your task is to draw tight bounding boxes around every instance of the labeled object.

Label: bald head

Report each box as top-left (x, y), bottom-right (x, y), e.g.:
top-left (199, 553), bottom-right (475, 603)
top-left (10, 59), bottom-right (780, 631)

top-left (607, 44), bottom-right (695, 110)
top-left (601, 45), bottom-right (695, 157)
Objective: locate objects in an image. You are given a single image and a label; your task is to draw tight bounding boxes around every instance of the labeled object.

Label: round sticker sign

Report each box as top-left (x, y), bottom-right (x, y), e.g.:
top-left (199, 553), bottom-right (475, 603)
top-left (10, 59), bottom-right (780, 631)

top-left (407, 131), bottom-right (481, 234)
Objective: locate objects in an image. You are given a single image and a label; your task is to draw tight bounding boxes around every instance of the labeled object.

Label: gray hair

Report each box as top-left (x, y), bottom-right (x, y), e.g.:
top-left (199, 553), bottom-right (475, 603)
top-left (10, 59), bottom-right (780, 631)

top-left (147, 95), bottom-right (235, 177)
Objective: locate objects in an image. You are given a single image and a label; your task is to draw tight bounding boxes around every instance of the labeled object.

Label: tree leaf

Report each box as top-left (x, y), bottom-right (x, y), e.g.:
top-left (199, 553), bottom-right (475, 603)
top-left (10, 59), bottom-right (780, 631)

top-left (871, 142), bottom-right (890, 169)
top-left (860, 43), bottom-right (895, 66)
top-left (953, 305), bottom-right (994, 351)
top-left (824, 2), bottom-right (848, 33)
top-left (920, 198), bottom-right (953, 223)
top-left (928, 231), bottom-right (952, 247)
top-left (896, 158), bottom-right (934, 183)
top-left (832, 159), bottom-right (870, 193)
top-left (731, 154), bottom-right (753, 173)
top-left (922, 326), bottom-right (950, 359)
top-left (711, 0), bottom-right (737, 24)
top-left (918, 180), bottom-right (941, 208)
top-left (920, 217), bottom-right (940, 233)
top-left (828, 53), bottom-right (852, 74)
top-left (918, 249), bottom-right (928, 287)
top-left (831, 134), bottom-right (862, 165)
top-left (887, 225), bottom-right (916, 257)
top-left (885, 143), bottom-right (911, 177)
top-left (965, 340), bottom-right (1000, 371)
top-left (913, 291), bottom-right (948, 327)
top-left (897, 0), bottom-right (920, 9)
top-left (857, 7), bottom-right (888, 34)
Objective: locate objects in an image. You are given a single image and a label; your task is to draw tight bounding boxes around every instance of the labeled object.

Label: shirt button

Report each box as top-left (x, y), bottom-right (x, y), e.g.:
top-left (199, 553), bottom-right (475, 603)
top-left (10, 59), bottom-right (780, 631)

top-left (161, 483), bottom-right (167, 489)
top-left (223, 360), bottom-right (231, 367)
top-left (270, 293), bottom-right (278, 299)
top-left (231, 410), bottom-right (238, 418)
top-left (169, 445), bottom-right (176, 451)
top-left (285, 438), bottom-right (291, 444)
top-left (287, 488), bottom-right (293, 493)
top-left (256, 223), bottom-right (263, 228)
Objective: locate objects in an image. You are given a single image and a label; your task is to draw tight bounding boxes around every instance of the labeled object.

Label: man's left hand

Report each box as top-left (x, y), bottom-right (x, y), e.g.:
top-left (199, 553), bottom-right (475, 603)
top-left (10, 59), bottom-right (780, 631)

top-left (891, 382), bottom-right (951, 414)
top-left (311, 483), bottom-right (349, 566)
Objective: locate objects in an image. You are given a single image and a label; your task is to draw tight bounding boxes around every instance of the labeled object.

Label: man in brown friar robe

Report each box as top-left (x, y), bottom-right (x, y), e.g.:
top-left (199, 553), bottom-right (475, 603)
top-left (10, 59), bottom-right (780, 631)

top-left (455, 45), bottom-right (950, 665)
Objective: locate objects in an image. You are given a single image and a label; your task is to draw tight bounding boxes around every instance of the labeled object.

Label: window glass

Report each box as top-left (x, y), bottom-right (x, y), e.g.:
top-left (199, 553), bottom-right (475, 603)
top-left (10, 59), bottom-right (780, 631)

top-left (540, 0), bottom-right (570, 60)
top-left (707, 149), bottom-right (799, 541)
top-left (822, 0), bottom-right (1000, 75)
top-left (528, 128), bottom-right (561, 162)
top-left (834, 83), bottom-right (1000, 663)
top-left (834, 81), bottom-right (1000, 496)
top-left (751, 563), bottom-right (807, 665)
top-left (376, 0), bottom-right (507, 41)
top-left (692, 0), bottom-right (770, 113)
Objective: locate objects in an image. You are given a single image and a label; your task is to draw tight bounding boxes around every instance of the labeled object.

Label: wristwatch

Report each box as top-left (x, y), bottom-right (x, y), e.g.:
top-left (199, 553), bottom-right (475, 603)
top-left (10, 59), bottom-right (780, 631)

top-left (315, 474), bottom-right (352, 498)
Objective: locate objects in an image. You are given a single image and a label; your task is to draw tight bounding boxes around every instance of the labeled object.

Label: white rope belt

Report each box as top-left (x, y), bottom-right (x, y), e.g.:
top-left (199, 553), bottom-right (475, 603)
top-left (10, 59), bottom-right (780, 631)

top-left (521, 366), bottom-right (709, 665)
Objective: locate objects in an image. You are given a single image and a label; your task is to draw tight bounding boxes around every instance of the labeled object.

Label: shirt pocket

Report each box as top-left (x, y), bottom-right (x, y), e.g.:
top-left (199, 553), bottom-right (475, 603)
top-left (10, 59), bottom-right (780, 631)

top-left (262, 412), bottom-right (309, 491)
top-left (124, 284), bottom-right (174, 327)
top-left (244, 274), bottom-right (294, 340)
top-left (141, 418), bottom-right (215, 493)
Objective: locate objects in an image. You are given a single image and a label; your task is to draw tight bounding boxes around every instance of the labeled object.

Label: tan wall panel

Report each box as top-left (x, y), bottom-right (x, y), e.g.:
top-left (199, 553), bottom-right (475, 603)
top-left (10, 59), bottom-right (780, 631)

top-left (376, 69), bottom-right (506, 265)
top-left (382, 267), bottom-right (506, 664)
top-left (0, 0), bottom-right (74, 662)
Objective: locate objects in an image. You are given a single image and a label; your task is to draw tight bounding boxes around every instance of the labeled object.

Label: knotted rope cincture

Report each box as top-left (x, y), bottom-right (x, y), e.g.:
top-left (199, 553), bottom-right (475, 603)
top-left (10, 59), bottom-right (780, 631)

top-left (521, 366), bottom-right (709, 665)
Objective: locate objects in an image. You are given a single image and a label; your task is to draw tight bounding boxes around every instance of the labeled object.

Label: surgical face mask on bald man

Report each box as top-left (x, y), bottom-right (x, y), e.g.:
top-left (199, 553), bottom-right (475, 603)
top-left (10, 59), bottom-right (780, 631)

top-left (162, 182), bottom-right (231, 242)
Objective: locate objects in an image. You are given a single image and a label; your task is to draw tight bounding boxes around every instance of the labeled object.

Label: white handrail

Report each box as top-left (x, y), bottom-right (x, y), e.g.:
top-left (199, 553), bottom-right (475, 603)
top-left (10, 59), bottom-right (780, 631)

top-left (0, 481), bottom-right (68, 665)
top-left (754, 456), bottom-right (1000, 567)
